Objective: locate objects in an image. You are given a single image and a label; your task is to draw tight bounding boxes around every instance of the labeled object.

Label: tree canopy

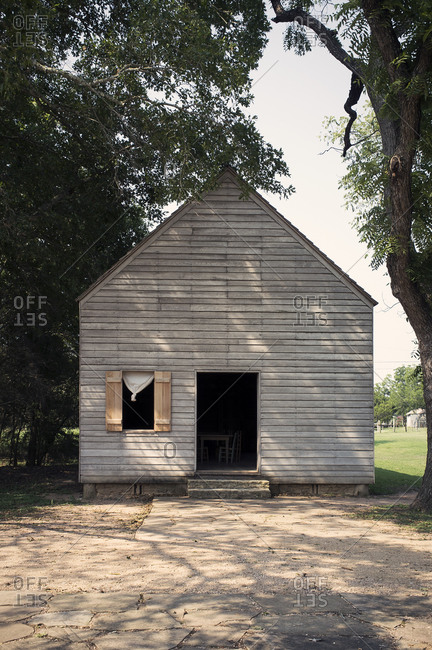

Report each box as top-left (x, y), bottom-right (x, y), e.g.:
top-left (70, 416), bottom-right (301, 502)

top-left (0, 0), bottom-right (292, 464)
top-left (2, 0), bottom-right (432, 510)
top-left (374, 365), bottom-right (425, 424)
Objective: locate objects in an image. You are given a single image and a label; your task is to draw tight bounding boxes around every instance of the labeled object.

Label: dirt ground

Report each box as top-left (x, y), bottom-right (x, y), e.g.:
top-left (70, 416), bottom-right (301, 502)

top-left (1, 490), bottom-right (431, 603)
top-left (2, 466), bottom-right (432, 647)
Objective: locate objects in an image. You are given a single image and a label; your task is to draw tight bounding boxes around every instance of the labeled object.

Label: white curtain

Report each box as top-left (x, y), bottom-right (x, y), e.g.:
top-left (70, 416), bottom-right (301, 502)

top-left (123, 372), bottom-right (154, 401)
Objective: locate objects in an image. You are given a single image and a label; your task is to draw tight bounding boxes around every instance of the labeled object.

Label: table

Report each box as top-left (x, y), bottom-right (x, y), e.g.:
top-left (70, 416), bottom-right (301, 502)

top-left (198, 433), bottom-right (230, 463)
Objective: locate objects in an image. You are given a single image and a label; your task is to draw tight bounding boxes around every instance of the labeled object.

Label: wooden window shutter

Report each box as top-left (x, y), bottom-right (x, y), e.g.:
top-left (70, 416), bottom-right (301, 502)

top-left (106, 371), bottom-right (123, 431)
top-left (154, 371), bottom-right (171, 431)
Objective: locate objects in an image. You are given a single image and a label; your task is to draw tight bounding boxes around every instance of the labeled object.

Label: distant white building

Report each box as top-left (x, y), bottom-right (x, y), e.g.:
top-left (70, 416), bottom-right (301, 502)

top-left (406, 409), bottom-right (426, 428)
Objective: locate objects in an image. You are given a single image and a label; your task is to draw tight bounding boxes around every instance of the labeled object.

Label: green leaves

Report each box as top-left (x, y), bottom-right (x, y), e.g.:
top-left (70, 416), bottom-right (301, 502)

top-left (2, 0), bottom-right (290, 206)
top-left (375, 366), bottom-right (425, 421)
top-left (324, 103), bottom-right (432, 288)
top-left (283, 24), bottom-right (312, 56)
top-left (0, 0), bottom-right (292, 464)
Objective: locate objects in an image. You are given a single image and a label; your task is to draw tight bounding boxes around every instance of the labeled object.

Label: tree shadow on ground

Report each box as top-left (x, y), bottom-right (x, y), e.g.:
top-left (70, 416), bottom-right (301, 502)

top-left (371, 467), bottom-right (422, 495)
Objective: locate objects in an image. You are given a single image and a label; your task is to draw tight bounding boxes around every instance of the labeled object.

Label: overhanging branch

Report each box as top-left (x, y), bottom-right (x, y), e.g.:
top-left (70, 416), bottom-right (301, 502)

top-left (270, 2), bottom-right (362, 77)
top-left (270, 2), bottom-right (366, 157)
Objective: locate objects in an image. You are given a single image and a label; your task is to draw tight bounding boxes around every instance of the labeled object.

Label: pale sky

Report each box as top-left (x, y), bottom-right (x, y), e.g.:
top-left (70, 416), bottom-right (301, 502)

top-left (249, 24), bottom-right (417, 384)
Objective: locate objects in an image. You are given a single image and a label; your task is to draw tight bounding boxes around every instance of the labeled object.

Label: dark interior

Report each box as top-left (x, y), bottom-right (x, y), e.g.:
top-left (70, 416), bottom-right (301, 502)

top-left (122, 380), bottom-right (154, 430)
top-left (196, 372), bottom-right (257, 470)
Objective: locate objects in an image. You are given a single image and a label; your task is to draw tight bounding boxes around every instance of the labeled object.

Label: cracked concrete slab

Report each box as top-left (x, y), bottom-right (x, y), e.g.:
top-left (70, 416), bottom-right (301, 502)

top-left (48, 592), bottom-right (139, 612)
top-left (0, 621), bottom-right (34, 644)
top-left (242, 631), bottom-right (395, 650)
top-left (0, 591), bottom-right (25, 606)
top-left (251, 591), bottom-right (357, 615)
top-left (0, 591), bottom-right (48, 607)
top-left (250, 612), bottom-right (383, 637)
top-left (91, 608), bottom-right (182, 630)
top-left (42, 626), bottom-right (101, 642)
top-left (180, 624), bottom-right (248, 646)
top-left (4, 638), bottom-right (85, 649)
top-left (165, 593), bottom-right (257, 612)
top-left (391, 616), bottom-right (432, 646)
top-left (346, 593), bottom-right (432, 620)
top-left (167, 596), bottom-right (260, 627)
top-left (0, 605), bottom-right (43, 622)
top-left (30, 610), bottom-right (93, 626)
top-left (171, 608), bottom-right (255, 627)
top-left (0, 590), bottom-right (416, 649)
top-left (94, 628), bottom-right (190, 649)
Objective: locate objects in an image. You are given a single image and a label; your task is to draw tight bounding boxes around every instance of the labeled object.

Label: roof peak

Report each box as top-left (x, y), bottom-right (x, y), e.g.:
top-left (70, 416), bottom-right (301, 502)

top-left (78, 168), bottom-right (377, 307)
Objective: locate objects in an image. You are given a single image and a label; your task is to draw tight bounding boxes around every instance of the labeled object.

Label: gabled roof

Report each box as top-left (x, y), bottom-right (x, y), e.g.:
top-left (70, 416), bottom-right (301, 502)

top-left (78, 167), bottom-right (377, 307)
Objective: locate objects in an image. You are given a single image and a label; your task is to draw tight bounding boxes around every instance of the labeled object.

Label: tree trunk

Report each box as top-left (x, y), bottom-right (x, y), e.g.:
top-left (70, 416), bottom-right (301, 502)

top-left (269, 1), bottom-right (432, 511)
top-left (383, 96), bottom-right (432, 511)
top-left (8, 413), bottom-right (16, 466)
top-left (12, 422), bottom-right (23, 467)
top-left (412, 339), bottom-right (432, 509)
top-left (26, 411), bottom-right (38, 467)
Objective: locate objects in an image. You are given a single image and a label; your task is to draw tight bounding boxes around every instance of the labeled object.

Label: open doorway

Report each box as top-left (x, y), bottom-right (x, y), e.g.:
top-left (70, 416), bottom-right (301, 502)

top-left (196, 372), bottom-right (258, 471)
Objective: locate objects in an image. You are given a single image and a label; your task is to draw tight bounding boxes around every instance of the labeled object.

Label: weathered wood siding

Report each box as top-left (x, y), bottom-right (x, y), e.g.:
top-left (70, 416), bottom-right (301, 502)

top-left (79, 173), bottom-right (374, 484)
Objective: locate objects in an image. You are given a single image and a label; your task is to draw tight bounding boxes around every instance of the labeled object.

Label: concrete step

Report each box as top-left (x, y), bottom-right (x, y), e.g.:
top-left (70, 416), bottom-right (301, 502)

top-left (187, 478), bottom-right (271, 499)
top-left (188, 489), bottom-right (271, 499)
top-left (188, 479), bottom-right (269, 489)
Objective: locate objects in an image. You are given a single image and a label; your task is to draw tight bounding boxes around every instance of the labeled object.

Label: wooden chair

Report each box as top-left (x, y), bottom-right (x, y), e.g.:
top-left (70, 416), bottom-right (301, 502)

top-left (218, 431), bottom-right (241, 464)
top-left (200, 445), bottom-right (209, 462)
top-left (230, 430), bottom-right (241, 463)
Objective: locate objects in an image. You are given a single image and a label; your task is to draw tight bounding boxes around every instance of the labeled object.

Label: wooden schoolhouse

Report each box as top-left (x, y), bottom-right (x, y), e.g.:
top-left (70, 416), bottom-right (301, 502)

top-left (78, 168), bottom-right (376, 496)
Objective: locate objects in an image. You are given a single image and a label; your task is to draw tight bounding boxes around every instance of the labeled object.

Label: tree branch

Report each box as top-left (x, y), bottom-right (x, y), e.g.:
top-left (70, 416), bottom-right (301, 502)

top-left (361, 0), bottom-right (406, 81)
top-left (269, 3), bottom-right (367, 156)
top-left (90, 64), bottom-right (168, 86)
top-left (30, 60), bottom-right (182, 112)
top-left (270, 2), bottom-right (363, 77)
top-left (414, 33), bottom-right (432, 76)
top-left (30, 60), bottom-right (126, 107)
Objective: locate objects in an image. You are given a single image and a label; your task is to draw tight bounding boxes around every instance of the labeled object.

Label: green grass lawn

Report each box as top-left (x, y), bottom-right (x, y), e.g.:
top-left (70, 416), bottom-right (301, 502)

top-left (351, 428), bottom-right (430, 532)
top-left (372, 427), bottom-right (427, 495)
top-left (353, 504), bottom-right (432, 534)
